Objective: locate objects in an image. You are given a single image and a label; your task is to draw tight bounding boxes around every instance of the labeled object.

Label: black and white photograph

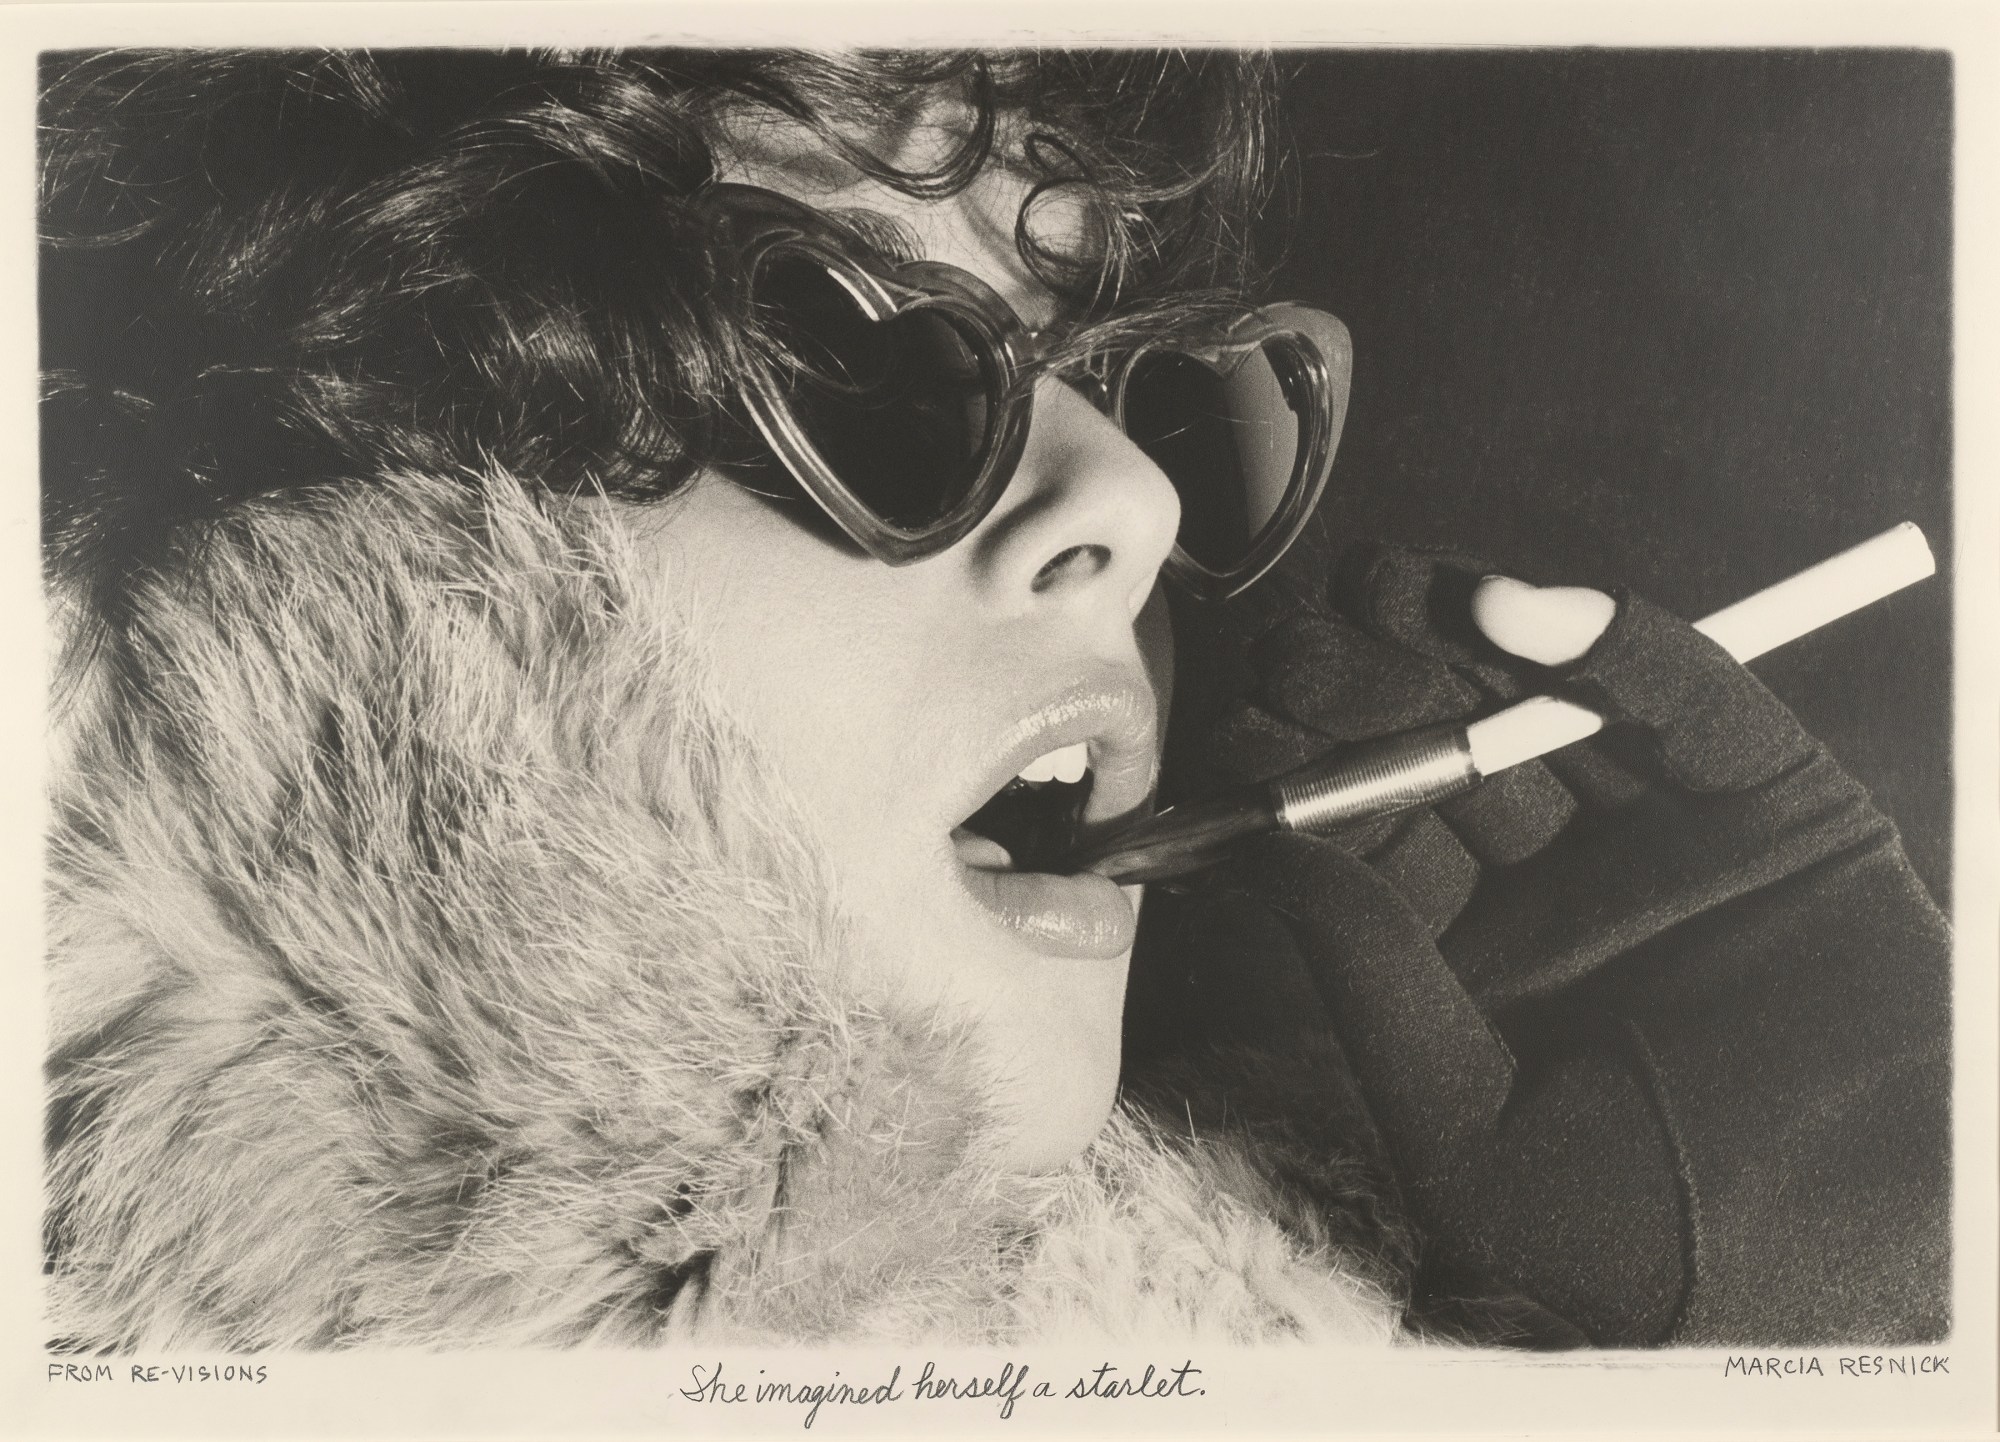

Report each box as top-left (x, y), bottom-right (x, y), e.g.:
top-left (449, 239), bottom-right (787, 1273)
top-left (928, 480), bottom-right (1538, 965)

top-left (10, 3), bottom-right (1997, 1439)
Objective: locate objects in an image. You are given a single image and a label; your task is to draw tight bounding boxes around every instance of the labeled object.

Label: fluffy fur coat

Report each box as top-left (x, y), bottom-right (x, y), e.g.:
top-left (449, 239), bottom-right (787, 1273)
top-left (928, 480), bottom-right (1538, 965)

top-left (45, 474), bottom-right (1406, 1350)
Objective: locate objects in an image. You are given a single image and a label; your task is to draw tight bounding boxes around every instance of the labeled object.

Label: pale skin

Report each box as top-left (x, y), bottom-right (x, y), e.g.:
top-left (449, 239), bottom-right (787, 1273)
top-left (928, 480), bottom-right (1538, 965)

top-left (621, 109), bottom-right (1618, 1172)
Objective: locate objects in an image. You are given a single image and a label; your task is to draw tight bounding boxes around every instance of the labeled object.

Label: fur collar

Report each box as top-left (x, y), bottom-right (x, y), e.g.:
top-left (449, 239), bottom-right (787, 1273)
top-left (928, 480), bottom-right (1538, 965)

top-left (46, 475), bottom-right (1402, 1349)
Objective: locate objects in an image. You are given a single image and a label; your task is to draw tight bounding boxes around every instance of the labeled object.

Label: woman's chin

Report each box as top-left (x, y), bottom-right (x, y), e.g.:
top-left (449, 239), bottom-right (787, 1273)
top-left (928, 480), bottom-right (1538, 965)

top-left (844, 864), bottom-right (1136, 1173)
top-left (975, 959), bottom-right (1130, 1172)
top-left (990, 1052), bottom-right (1123, 1174)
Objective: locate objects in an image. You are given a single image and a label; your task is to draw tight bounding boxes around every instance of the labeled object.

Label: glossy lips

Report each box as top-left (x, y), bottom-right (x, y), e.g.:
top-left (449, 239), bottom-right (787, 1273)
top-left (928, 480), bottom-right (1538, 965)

top-left (949, 677), bottom-right (1160, 959)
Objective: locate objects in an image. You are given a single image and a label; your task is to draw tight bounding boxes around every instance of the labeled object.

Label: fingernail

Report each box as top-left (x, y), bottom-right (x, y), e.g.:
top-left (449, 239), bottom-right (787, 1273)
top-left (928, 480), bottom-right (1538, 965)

top-left (1471, 575), bottom-right (1617, 667)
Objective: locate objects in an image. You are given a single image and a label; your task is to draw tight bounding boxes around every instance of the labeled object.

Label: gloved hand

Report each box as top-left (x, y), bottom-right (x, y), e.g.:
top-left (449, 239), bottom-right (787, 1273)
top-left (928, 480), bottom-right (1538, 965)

top-left (1197, 543), bottom-right (1950, 1346)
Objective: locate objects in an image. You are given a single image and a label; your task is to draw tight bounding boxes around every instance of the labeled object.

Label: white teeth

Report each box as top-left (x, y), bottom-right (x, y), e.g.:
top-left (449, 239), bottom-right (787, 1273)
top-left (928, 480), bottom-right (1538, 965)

top-left (1017, 740), bottom-right (1090, 785)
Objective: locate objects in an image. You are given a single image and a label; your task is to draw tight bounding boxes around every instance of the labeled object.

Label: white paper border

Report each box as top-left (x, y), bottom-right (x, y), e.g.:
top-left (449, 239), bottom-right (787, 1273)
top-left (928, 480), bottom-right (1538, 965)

top-left (2, 4), bottom-right (1993, 1440)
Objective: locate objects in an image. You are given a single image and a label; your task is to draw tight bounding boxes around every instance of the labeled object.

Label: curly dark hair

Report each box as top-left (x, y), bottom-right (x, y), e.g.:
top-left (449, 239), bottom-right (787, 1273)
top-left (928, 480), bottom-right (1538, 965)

top-left (40, 48), bottom-right (1276, 626)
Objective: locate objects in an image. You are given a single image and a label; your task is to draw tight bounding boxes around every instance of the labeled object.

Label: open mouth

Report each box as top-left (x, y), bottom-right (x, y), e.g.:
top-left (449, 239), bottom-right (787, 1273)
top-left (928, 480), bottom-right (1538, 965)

top-left (942, 679), bottom-right (1159, 959)
top-left (952, 741), bottom-right (1093, 875)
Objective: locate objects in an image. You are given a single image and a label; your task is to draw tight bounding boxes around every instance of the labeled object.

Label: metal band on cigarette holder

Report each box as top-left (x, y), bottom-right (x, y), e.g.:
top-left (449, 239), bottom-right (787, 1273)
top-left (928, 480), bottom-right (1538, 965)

top-left (1270, 723), bottom-right (1481, 834)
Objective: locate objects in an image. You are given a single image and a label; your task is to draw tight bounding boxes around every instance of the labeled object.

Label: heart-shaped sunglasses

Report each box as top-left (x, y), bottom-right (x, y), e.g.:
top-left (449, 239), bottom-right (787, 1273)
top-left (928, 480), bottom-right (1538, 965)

top-left (702, 183), bottom-right (1352, 601)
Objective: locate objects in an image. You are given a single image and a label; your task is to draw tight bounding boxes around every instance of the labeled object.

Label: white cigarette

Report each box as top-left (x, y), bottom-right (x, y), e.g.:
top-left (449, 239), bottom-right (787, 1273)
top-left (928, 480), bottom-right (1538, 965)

top-left (1465, 523), bottom-right (1936, 775)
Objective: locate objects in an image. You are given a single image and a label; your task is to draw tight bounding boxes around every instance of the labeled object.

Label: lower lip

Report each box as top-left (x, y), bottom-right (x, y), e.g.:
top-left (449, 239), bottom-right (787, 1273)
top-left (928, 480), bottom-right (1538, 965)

top-left (957, 863), bottom-right (1137, 960)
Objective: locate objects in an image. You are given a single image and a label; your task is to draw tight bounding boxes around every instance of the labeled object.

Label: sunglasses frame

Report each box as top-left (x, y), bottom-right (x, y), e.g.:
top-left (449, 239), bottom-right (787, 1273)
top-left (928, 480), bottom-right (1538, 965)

top-left (705, 183), bottom-right (1035, 564)
top-left (701, 183), bottom-right (1352, 599)
top-left (1108, 302), bottom-right (1352, 601)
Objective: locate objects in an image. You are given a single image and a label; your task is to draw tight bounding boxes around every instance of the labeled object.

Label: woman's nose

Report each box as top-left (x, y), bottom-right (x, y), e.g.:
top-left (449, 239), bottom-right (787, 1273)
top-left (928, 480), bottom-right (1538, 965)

top-left (964, 377), bottom-right (1181, 619)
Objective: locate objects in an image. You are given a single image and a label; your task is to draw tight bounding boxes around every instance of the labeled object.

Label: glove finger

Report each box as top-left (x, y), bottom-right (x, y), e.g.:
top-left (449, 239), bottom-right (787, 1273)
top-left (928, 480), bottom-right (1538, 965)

top-left (1538, 736), bottom-right (1653, 811)
top-left (1359, 809), bottom-right (1481, 939)
top-left (1208, 702), bottom-right (1416, 861)
top-left (1250, 608), bottom-right (1477, 737)
top-left (1215, 695), bottom-right (1582, 879)
top-left (1332, 541), bottom-right (1538, 688)
top-left (1245, 602), bottom-right (1583, 864)
top-left (1222, 595), bottom-right (1588, 875)
top-left (1433, 761), bottom-right (1579, 867)
top-left (1556, 589), bottom-right (1819, 792)
top-left (1235, 831), bottom-right (1516, 1167)
top-left (1211, 701), bottom-right (1343, 784)
top-left (1333, 542), bottom-right (1819, 794)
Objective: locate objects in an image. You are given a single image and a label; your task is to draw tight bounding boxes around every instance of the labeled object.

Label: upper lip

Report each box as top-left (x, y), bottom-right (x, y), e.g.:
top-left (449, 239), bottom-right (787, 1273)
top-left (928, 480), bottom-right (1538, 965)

top-left (951, 669), bottom-right (1161, 858)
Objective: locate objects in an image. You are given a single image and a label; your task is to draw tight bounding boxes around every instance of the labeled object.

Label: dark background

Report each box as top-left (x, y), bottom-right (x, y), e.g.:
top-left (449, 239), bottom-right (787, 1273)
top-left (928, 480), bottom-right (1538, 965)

top-left (1258, 49), bottom-right (1953, 904)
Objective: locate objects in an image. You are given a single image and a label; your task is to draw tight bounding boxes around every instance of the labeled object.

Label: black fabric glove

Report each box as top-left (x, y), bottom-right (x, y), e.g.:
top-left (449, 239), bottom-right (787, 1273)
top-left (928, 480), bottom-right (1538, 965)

top-left (1178, 542), bottom-right (1950, 1347)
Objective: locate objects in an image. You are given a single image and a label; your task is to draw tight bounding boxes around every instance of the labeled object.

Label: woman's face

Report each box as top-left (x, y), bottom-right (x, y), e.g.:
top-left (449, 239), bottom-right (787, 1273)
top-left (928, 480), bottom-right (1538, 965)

top-left (626, 116), bottom-right (1181, 1171)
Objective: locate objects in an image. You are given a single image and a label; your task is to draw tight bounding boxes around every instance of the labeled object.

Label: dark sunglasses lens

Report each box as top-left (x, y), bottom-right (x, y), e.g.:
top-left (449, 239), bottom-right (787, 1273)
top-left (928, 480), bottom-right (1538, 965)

top-left (1120, 342), bottom-right (1309, 573)
top-left (758, 256), bottom-right (993, 530)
